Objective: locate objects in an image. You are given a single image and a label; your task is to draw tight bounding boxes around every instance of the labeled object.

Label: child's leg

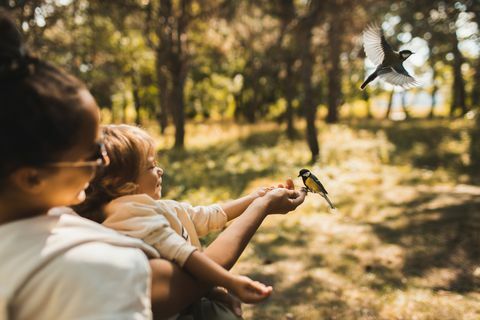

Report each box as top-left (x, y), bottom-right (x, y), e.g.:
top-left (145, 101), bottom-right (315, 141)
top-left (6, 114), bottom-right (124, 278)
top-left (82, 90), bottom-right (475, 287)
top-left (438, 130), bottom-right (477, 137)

top-left (177, 297), bottom-right (242, 320)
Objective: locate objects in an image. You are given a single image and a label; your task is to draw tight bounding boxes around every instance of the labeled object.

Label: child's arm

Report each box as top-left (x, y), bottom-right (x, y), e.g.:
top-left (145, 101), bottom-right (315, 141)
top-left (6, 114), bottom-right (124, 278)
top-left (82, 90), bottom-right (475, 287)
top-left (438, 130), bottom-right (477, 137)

top-left (221, 187), bottom-right (272, 221)
top-left (221, 179), bottom-right (296, 221)
top-left (183, 250), bottom-right (272, 303)
top-left (205, 184), bottom-right (306, 269)
top-left (149, 183), bottom-right (306, 318)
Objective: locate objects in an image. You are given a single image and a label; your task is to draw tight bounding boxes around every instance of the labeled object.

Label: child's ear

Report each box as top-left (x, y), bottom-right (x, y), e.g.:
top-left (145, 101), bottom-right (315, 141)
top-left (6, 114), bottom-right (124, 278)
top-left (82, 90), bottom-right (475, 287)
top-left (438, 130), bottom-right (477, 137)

top-left (10, 167), bottom-right (47, 194)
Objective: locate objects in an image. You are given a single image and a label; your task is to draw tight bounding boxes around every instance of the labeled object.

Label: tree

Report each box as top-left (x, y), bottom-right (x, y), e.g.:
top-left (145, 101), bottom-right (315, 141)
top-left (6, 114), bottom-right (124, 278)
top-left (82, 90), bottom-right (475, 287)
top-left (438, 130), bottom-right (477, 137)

top-left (298, 0), bottom-right (322, 163)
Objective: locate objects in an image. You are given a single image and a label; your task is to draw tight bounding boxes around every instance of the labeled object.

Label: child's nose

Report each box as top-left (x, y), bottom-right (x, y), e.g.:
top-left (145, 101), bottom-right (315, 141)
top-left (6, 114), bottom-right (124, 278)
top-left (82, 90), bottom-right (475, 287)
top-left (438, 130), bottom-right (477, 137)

top-left (157, 167), bottom-right (164, 176)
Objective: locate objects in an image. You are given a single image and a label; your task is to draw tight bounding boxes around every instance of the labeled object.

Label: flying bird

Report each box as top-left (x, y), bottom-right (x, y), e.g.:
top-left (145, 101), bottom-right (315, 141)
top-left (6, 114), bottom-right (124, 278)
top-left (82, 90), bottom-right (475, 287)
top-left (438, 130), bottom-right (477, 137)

top-left (298, 169), bottom-right (335, 210)
top-left (361, 23), bottom-right (419, 90)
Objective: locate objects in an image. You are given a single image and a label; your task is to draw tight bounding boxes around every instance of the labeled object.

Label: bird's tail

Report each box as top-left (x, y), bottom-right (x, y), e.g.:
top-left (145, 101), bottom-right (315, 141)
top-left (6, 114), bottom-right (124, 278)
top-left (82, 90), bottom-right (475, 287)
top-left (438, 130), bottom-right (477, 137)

top-left (360, 72), bottom-right (378, 90)
top-left (321, 193), bottom-right (336, 210)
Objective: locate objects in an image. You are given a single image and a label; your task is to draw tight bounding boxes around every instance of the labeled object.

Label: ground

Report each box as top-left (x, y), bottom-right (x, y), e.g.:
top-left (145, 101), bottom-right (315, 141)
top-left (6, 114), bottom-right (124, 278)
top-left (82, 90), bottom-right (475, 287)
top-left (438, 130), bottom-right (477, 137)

top-left (156, 118), bottom-right (480, 320)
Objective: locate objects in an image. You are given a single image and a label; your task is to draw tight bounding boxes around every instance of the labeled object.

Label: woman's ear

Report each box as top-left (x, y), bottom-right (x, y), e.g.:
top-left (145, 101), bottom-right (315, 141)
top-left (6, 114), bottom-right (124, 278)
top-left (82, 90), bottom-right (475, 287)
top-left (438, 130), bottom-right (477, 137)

top-left (10, 167), bottom-right (47, 194)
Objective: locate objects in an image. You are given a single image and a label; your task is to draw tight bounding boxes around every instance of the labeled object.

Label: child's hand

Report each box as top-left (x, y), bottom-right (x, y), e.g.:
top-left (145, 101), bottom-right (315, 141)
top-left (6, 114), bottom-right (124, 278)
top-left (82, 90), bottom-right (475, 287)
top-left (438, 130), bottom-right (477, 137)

top-left (251, 178), bottom-right (295, 198)
top-left (276, 178), bottom-right (295, 190)
top-left (256, 187), bottom-right (306, 216)
top-left (227, 275), bottom-right (272, 304)
top-left (208, 287), bottom-right (243, 317)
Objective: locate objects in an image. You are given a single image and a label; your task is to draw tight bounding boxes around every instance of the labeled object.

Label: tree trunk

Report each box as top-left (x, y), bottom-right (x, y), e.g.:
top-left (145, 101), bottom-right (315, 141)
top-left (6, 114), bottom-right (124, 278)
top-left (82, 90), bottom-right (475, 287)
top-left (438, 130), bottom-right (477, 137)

top-left (450, 35), bottom-right (467, 117)
top-left (300, 23), bottom-right (319, 163)
top-left (326, 19), bottom-right (342, 124)
top-left (401, 91), bottom-right (410, 119)
top-left (245, 88), bottom-right (257, 123)
top-left (385, 90), bottom-right (394, 120)
top-left (429, 60), bottom-right (438, 119)
top-left (131, 74), bottom-right (142, 125)
top-left (171, 74), bottom-right (185, 148)
top-left (470, 111), bottom-right (480, 173)
top-left (155, 57), bottom-right (169, 134)
top-left (122, 92), bottom-right (128, 123)
top-left (362, 89), bottom-right (372, 119)
top-left (472, 57), bottom-right (480, 110)
top-left (469, 6), bottom-right (480, 110)
top-left (285, 56), bottom-right (296, 139)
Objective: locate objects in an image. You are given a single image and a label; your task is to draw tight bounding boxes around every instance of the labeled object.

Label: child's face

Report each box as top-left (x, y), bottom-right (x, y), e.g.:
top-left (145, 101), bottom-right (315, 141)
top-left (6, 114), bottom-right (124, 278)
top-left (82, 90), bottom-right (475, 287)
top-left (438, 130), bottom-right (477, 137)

top-left (136, 156), bottom-right (164, 200)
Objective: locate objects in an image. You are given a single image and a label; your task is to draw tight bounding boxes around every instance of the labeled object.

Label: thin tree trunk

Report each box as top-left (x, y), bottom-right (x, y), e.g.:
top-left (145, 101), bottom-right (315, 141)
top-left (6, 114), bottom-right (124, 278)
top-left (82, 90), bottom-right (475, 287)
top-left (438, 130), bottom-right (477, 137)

top-left (131, 74), bottom-right (142, 125)
top-left (428, 58), bottom-right (438, 118)
top-left (122, 92), bottom-right (128, 123)
top-left (300, 22), bottom-right (319, 163)
top-left (362, 89), bottom-right (372, 119)
top-left (285, 56), bottom-right (296, 139)
top-left (171, 0), bottom-right (188, 148)
top-left (385, 90), bottom-right (394, 120)
top-left (470, 111), bottom-right (480, 173)
top-left (470, 6), bottom-right (480, 110)
top-left (472, 57), bottom-right (480, 110)
top-left (326, 19), bottom-right (342, 123)
top-left (155, 57), bottom-right (169, 134)
top-left (450, 35), bottom-right (467, 117)
top-left (171, 74), bottom-right (185, 148)
top-left (401, 91), bottom-right (410, 119)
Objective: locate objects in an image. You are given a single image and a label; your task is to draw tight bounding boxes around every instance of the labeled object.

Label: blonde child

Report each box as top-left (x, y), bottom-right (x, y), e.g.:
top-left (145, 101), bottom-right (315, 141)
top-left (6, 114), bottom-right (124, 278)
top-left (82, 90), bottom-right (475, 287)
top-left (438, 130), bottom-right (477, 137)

top-left (75, 124), bottom-right (283, 318)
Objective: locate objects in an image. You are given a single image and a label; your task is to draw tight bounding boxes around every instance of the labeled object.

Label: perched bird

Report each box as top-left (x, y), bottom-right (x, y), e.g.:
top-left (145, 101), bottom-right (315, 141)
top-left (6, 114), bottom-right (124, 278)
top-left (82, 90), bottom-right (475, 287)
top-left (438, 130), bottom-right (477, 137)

top-left (298, 169), bottom-right (335, 209)
top-left (361, 23), bottom-right (419, 90)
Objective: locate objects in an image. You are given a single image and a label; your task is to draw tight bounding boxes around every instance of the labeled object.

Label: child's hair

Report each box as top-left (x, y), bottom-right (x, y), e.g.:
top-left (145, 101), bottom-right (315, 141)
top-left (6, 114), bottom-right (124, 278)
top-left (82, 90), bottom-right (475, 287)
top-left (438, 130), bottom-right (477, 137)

top-left (0, 10), bottom-right (89, 188)
top-left (73, 124), bottom-right (156, 223)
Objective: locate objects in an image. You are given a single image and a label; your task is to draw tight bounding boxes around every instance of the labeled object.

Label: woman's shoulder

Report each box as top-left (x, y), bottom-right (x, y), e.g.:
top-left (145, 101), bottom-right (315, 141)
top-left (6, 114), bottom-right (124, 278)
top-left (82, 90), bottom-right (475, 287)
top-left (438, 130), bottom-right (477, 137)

top-left (11, 242), bottom-right (153, 319)
top-left (0, 212), bottom-right (155, 318)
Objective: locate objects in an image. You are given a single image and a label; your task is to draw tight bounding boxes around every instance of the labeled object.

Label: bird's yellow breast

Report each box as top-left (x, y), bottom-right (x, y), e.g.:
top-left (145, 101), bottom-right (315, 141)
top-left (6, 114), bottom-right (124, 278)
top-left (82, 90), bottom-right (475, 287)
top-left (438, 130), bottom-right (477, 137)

top-left (305, 177), bottom-right (321, 193)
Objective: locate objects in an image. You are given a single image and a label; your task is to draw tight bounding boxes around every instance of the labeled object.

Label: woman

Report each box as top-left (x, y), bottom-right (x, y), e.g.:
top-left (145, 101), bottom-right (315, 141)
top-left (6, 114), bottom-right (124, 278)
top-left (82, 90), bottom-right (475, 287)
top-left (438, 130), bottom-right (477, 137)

top-left (0, 10), bottom-right (306, 320)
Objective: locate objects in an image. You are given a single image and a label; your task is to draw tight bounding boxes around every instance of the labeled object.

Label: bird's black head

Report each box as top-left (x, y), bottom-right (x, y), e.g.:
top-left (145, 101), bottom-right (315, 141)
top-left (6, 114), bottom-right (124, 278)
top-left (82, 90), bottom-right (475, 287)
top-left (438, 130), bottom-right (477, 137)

top-left (399, 50), bottom-right (414, 61)
top-left (298, 168), bottom-right (311, 177)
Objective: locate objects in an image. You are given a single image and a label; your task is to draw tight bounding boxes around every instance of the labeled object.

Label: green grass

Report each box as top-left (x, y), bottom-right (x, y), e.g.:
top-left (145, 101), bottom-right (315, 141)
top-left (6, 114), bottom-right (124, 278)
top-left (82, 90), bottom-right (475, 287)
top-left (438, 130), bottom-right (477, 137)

top-left (154, 118), bottom-right (480, 320)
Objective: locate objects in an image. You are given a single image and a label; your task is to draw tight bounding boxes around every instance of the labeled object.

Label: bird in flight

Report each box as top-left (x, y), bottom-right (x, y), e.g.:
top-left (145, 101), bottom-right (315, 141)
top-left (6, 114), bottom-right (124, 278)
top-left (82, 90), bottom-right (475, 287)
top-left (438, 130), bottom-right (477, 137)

top-left (361, 23), bottom-right (419, 90)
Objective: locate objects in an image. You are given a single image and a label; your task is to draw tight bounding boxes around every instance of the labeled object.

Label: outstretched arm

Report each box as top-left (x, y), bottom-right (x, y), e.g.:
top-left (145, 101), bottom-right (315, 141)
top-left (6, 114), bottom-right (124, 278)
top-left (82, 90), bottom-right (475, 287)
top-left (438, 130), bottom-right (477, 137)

top-left (150, 180), bottom-right (306, 318)
top-left (205, 185), bottom-right (306, 270)
top-left (220, 187), bottom-right (271, 221)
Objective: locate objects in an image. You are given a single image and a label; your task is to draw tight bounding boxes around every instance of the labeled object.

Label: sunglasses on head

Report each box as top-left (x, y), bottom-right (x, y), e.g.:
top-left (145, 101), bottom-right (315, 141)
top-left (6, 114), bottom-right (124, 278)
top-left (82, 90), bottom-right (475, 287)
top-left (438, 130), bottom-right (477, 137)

top-left (46, 141), bottom-right (110, 169)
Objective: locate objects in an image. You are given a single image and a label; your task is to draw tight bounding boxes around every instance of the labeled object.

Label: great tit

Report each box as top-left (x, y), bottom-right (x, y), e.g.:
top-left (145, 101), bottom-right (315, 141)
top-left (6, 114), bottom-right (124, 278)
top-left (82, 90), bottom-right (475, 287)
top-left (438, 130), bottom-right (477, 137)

top-left (361, 23), bottom-right (419, 90)
top-left (298, 169), bottom-right (335, 209)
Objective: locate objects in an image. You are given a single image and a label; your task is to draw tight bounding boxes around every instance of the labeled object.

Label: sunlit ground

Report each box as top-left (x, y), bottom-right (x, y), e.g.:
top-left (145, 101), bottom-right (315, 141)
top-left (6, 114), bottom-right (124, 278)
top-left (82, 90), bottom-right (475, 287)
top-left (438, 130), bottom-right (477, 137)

top-left (153, 117), bottom-right (480, 320)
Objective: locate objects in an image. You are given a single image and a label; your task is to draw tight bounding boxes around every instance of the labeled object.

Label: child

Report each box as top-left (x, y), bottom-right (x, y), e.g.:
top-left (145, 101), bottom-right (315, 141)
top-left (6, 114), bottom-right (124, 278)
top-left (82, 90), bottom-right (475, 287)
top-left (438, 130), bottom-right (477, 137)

top-left (75, 124), bottom-right (275, 313)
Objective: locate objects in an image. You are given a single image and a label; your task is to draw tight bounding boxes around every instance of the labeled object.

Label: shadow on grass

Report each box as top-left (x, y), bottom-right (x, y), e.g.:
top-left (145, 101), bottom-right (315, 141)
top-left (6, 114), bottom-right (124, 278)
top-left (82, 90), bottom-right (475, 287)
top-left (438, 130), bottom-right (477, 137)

top-left (251, 221), bottom-right (314, 264)
top-left (158, 128), bottom-right (303, 199)
top-left (350, 119), bottom-right (471, 174)
top-left (369, 190), bottom-right (480, 293)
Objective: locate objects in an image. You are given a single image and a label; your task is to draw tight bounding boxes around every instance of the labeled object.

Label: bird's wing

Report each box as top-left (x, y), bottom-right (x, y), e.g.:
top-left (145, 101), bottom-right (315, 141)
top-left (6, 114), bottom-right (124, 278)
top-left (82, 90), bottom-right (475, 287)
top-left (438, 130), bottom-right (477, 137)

top-left (378, 65), bottom-right (419, 89)
top-left (310, 173), bottom-right (329, 194)
top-left (363, 23), bottom-right (395, 65)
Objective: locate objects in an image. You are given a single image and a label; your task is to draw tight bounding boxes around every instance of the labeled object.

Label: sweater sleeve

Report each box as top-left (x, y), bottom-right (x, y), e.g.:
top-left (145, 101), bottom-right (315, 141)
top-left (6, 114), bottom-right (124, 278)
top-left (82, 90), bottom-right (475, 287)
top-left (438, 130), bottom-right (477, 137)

top-left (103, 202), bottom-right (197, 267)
top-left (180, 203), bottom-right (228, 237)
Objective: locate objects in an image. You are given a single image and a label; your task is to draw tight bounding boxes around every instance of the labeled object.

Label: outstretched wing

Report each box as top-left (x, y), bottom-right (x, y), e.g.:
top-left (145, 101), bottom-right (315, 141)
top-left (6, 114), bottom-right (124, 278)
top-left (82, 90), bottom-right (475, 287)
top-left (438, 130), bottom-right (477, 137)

top-left (379, 64), bottom-right (419, 89)
top-left (363, 23), bottom-right (395, 65)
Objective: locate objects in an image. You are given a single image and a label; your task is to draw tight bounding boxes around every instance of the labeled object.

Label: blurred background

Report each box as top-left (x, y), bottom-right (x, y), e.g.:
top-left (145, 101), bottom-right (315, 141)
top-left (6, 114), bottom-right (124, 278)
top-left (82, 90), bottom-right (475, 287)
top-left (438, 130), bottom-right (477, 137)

top-left (3, 0), bottom-right (480, 319)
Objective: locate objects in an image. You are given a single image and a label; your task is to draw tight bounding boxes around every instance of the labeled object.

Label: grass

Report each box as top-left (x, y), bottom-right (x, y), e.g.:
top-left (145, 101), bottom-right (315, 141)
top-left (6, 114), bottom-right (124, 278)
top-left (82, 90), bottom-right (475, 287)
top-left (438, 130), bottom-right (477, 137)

top-left (153, 118), bottom-right (480, 320)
